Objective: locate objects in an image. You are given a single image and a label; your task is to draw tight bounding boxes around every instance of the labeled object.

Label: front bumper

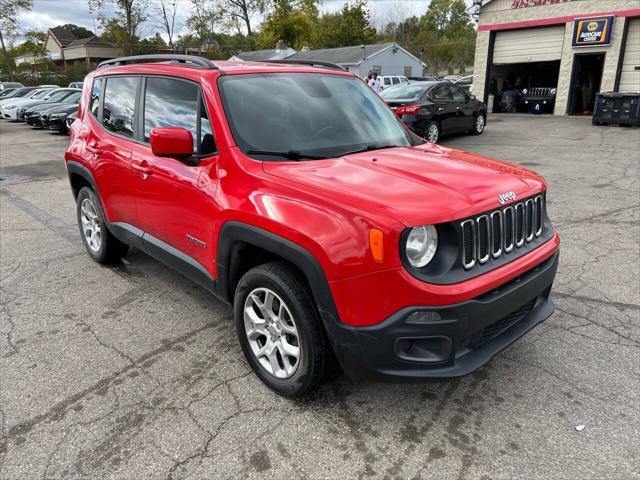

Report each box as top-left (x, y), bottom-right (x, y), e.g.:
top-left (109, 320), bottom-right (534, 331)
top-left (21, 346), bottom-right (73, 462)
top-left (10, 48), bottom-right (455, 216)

top-left (325, 251), bottom-right (559, 381)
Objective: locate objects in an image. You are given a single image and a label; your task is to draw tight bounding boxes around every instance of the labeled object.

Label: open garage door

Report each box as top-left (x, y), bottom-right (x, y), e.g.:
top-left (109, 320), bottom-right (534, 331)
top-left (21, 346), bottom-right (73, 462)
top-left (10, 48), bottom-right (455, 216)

top-left (619, 18), bottom-right (640, 92)
top-left (493, 26), bottom-right (566, 64)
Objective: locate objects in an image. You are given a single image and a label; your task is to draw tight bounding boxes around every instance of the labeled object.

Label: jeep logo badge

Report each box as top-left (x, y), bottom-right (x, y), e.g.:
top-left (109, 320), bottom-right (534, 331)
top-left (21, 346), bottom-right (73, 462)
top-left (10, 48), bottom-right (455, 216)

top-left (498, 191), bottom-right (517, 205)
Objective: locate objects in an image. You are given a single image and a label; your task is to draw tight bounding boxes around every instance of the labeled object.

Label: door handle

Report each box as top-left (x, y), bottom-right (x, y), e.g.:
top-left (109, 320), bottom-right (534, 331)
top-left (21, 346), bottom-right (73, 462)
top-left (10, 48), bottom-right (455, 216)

top-left (437, 107), bottom-right (445, 112)
top-left (132, 160), bottom-right (152, 178)
top-left (456, 106), bottom-right (461, 110)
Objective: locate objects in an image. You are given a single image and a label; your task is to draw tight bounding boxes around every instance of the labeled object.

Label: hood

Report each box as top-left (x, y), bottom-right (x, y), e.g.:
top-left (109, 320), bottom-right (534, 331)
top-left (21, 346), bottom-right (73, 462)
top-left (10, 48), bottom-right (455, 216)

top-left (33, 102), bottom-right (70, 113)
top-left (262, 143), bottom-right (546, 226)
top-left (46, 104), bottom-right (77, 115)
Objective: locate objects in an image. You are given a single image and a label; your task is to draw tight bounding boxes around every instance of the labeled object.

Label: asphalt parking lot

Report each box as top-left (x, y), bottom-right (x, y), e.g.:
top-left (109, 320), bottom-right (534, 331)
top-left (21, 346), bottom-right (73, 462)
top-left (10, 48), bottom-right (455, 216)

top-left (1, 116), bottom-right (639, 480)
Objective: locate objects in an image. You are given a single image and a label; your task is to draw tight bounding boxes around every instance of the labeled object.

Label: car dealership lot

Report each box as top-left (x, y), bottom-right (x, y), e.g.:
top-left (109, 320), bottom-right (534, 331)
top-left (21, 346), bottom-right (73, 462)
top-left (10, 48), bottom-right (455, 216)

top-left (0, 117), bottom-right (638, 479)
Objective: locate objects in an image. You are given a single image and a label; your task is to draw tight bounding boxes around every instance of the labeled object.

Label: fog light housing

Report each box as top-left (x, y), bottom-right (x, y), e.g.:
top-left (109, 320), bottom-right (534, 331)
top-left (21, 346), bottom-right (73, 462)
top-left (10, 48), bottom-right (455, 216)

top-left (395, 336), bottom-right (452, 363)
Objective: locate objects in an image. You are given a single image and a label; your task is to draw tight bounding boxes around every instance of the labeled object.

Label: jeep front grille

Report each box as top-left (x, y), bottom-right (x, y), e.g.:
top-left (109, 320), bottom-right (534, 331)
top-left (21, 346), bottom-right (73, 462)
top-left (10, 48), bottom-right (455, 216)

top-left (461, 195), bottom-right (544, 270)
top-left (528, 87), bottom-right (551, 97)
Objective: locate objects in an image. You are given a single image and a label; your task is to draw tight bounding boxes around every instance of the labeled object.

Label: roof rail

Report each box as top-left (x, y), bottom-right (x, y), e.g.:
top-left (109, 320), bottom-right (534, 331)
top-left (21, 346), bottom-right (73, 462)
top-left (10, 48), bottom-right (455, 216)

top-left (260, 59), bottom-right (346, 71)
top-left (98, 54), bottom-right (220, 70)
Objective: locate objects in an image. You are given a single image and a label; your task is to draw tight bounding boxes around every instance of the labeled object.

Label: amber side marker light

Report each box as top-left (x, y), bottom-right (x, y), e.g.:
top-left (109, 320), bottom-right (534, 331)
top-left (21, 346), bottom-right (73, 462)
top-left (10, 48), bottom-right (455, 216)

top-left (370, 228), bottom-right (384, 262)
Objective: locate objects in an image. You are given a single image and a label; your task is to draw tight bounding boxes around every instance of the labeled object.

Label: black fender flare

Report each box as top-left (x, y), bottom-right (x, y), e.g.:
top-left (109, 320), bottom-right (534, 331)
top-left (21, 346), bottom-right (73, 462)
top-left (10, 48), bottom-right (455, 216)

top-left (216, 222), bottom-right (341, 326)
top-left (66, 160), bottom-right (98, 198)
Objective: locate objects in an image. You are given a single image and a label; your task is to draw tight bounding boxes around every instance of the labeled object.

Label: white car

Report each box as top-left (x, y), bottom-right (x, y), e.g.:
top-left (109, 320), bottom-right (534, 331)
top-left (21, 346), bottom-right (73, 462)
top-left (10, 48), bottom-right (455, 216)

top-left (377, 75), bottom-right (410, 89)
top-left (0, 88), bottom-right (55, 119)
top-left (1, 88), bottom-right (76, 120)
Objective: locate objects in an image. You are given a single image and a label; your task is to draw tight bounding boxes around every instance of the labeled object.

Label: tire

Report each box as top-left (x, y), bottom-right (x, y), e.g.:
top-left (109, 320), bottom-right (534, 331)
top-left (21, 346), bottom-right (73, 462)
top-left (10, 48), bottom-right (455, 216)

top-left (76, 187), bottom-right (128, 264)
top-left (234, 261), bottom-right (329, 398)
top-left (472, 112), bottom-right (486, 135)
top-left (426, 120), bottom-right (440, 143)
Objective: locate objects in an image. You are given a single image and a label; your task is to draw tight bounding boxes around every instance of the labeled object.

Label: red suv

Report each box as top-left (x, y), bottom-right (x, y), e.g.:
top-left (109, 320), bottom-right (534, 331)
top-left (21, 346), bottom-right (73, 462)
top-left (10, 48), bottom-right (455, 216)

top-left (65, 55), bottom-right (560, 397)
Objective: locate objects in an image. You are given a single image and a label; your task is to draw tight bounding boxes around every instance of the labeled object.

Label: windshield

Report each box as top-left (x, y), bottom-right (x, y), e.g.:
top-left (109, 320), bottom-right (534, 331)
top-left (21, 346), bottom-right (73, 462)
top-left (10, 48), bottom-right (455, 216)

top-left (219, 73), bottom-right (412, 160)
top-left (32, 89), bottom-right (52, 99)
top-left (47, 90), bottom-right (74, 101)
top-left (380, 85), bottom-right (426, 100)
top-left (14, 89), bottom-right (36, 98)
top-left (64, 92), bottom-right (81, 103)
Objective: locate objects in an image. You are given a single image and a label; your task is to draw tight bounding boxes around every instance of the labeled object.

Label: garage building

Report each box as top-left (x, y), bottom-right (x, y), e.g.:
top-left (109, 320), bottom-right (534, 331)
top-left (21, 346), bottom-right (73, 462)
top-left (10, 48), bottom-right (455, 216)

top-left (472, 0), bottom-right (640, 115)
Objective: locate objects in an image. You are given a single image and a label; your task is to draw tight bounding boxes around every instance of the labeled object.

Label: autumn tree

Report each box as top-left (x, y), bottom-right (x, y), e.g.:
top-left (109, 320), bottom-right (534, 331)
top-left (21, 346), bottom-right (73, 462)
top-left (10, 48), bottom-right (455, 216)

top-left (152, 0), bottom-right (180, 49)
top-left (90, 0), bottom-right (148, 55)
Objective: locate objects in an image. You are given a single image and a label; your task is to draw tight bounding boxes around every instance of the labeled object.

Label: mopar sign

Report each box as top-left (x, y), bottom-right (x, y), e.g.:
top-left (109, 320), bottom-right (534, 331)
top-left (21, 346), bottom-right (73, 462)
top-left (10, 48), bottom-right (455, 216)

top-left (573, 16), bottom-right (614, 47)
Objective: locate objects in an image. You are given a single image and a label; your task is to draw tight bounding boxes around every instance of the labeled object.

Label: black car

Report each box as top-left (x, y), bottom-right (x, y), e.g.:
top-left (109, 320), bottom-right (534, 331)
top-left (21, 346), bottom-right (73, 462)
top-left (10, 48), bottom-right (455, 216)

top-left (44, 104), bottom-right (78, 133)
top-left (25, 91), bottom-right (81, 127)
top-left (65, 111), bottom-right (77, 132)
top-left (380, 82), bottom-right (487, 143)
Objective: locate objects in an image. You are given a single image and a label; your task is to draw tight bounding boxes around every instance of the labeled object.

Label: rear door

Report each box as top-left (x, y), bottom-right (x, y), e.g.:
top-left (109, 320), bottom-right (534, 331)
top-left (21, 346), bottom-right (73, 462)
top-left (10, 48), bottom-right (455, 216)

top-left (429, 84), bottom-right (456, 132)
top-left (87, 75), bottom-right (139, 228)
top-left (130, 76), bottom-right (219, 273)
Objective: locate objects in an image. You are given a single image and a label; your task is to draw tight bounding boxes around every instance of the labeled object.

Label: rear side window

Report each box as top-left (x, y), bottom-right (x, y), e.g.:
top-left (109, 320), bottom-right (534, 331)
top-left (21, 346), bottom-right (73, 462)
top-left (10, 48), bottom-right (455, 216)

top-left (143, 76), bottom-right (215, 155)
top-left (102, 76), bottom-right (139, 138)
top-left (432, 85), bottom-right (452, 100)
top-left (90, 79), bottom-right (102, 116)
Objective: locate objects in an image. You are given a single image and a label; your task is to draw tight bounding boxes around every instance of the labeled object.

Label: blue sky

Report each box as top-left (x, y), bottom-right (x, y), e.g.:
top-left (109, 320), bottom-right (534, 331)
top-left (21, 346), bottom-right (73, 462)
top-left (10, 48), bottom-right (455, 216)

top-left (14, 0), bottom-right (437, 43)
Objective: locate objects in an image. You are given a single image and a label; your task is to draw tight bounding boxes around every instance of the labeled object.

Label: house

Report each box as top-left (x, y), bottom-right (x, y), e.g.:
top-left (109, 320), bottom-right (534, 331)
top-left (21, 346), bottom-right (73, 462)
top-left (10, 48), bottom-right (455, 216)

top-left (229, 40), bottom-right (296, 62)
top-left (286, 42), bottom-right (426, 77)
top-left (42, 26), bottom-right (121, 67)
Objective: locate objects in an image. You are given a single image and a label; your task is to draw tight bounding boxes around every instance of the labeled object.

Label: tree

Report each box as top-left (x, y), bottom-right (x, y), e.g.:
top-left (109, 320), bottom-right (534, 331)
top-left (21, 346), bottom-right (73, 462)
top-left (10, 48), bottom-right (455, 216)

top-left (152, 0), bottom-right (180, 49)
top-left (99, 18), bottom-right (132, 53)
top-left (256, 0), bottom-right (319, 50)
top-left (90, 0), bottom-right (148, 55)
top-left (317, 1), bottom-right (376, 48)
top-left (0, 0), bottom-right (34, 76)
top-left (58, 23), bottom-right (95, 39)
top-left (186, 0), bottom-right (223, 52)
top-left (210, 0), bottom-right (267, 36)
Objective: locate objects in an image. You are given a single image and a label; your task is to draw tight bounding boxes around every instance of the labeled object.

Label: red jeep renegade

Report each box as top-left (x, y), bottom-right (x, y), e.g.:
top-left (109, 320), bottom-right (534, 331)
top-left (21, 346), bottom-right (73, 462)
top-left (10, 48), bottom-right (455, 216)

top-left (65, 55), bottom-right (560, 397)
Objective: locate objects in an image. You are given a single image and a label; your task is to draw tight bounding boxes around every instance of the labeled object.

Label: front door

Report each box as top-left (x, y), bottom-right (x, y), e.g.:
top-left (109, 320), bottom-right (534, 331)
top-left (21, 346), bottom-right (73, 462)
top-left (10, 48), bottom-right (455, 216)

top-left (450, 85), bottom-right (475, 131)
top-left (131, 76), bottom-right (219, 274)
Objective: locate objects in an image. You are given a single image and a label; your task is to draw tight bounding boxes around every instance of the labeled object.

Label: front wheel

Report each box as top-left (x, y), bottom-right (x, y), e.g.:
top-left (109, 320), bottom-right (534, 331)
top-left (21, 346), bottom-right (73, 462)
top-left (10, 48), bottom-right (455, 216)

top-left (426, 120), bottom-right (440, 143)
top-left (234, 262), bottom-right (329, 397)
top-left (76, 187), bottom-right (128, 264)
top-left (472, 112), bottom-right (486, 135)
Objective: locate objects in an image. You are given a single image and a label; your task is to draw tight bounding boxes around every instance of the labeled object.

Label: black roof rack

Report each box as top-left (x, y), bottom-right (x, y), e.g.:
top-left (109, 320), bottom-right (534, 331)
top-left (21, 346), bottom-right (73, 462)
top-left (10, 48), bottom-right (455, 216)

top-left (259, 59), bottom-right (346, 71)
top-left (98, 54), bottom-right (220, 70)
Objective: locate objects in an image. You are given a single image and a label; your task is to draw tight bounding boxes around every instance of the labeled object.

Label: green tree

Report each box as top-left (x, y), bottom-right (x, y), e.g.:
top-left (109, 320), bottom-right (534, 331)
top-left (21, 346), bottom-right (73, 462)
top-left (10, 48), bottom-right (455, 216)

top-left (0, 0), bottom-right (34, 76)
top-left (99, 18), bottom-right (132, 53)
top-left (59, 23), bottom-right (95, 39)
top-left (255, 0), bottom-right (319, 50)
top-left (317, 1), bottom-right (376, 48)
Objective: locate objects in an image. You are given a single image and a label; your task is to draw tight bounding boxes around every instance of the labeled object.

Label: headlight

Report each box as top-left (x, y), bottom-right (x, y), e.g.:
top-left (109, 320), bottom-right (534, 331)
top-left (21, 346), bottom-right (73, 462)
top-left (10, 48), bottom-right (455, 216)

top-left (6, 104), bottom-right (16, 109)
top-left (49, 113), bottom-right (61, 120)
top-left (522, 89), bottom-right (528, 95)
top-left (550, 88), bottom-right (557, 95)
top-left (405, 225), bottom-right (438, 268)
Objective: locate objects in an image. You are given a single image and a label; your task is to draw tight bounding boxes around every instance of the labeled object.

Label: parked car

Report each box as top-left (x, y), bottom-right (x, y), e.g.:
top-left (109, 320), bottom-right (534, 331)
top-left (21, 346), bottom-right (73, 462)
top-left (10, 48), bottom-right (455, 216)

top-left (443, 75), bottom-right (462, 82)
top-left (0, 88), bottom-right (18, 98)
top-left (65, 55), bottom-right (559, 397)
top-left (69, 81), bottom-right (84, 89)
top-left (0, 81), bottom-right (24, 92)
top-left (44, 103), bottom-right (79, 133)
top-left (16, 88), bottom-right (81, 121)
top-left (0, 87), bottom-right (41, 107)
top-left (0, 87), bottom-right (58, 120)
top-left (520, 86), bottom-right (557, 112)
top-left (378, 75), bottom-right (409, 88)
top-left (380, 81), bottom-right (486, 143)
top-left (24, 91), bottom-right (81, 127)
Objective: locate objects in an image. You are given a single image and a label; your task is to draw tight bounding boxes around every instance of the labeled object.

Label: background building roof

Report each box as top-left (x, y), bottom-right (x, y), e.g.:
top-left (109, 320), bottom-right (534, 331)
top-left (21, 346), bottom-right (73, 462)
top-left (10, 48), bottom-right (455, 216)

top-left (49, 27), bottom-right (77, 47)
top-left (287, 43), bottom-right (395, 65)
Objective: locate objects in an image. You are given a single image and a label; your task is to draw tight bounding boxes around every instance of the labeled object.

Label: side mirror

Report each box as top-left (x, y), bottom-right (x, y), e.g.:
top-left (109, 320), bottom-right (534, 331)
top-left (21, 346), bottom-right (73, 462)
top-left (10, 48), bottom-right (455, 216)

top-left (469, 95), bottom-right (476, 100)
top-left (150, 127), bottom-right (193, 158)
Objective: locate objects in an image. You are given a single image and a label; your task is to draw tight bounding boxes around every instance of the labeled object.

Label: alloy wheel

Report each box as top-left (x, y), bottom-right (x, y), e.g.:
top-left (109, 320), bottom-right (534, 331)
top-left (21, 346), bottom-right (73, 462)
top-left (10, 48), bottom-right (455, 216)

top-left (243, 288), bottom-right (301, 379)
top-left (428, 123), bottom-right (439, 143)
top-left (80, 198), bottom-right (101, 252)
top-left (476, 115), bottom-right (485, 133)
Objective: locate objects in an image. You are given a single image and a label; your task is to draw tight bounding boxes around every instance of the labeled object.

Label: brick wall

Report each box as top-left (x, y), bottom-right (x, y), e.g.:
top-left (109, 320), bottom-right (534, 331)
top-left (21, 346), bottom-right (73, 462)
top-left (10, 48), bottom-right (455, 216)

top-left (472, 0), bottom-right (639, 115)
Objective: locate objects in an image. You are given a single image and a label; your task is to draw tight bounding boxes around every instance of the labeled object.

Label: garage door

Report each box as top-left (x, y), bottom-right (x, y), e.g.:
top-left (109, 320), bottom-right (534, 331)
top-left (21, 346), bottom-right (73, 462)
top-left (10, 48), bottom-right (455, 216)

top-left (493, 26), bottom-right (566, 64)
top-left (619, 18), bottom-right (640, 92)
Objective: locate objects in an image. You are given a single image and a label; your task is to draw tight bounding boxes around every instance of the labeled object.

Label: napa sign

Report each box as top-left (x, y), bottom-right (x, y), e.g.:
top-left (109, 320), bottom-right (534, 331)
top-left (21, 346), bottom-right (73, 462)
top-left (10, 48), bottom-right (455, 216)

top-left (573, 16), bottom-right (615, 47)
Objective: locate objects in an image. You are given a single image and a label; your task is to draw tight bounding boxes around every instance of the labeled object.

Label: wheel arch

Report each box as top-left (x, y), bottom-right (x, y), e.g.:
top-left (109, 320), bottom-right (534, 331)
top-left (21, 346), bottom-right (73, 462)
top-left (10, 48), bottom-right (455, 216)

top-left (216, 222), bottom-right (341, 326)
top-left (66, 161), bottom-right (97, 199)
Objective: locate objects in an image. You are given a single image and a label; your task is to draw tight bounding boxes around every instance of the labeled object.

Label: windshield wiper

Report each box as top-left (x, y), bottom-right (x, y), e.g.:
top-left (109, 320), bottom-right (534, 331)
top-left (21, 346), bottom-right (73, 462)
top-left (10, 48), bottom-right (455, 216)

top-left (340, 144), bottom-right (401, 157)
top-left (247, 149), bottom-right (328, 161)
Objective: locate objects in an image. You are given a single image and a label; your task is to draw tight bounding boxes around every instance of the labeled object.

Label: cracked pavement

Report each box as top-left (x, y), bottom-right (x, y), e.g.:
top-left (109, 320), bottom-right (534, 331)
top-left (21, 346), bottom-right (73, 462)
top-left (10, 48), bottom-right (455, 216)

top-left (0, 116), bottom-right (639, 479)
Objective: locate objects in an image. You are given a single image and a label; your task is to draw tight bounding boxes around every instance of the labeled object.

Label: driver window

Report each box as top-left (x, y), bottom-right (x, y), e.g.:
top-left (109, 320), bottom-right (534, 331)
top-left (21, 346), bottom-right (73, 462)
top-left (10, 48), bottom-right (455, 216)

top-left (451, 87), bottom-right (466, 102)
